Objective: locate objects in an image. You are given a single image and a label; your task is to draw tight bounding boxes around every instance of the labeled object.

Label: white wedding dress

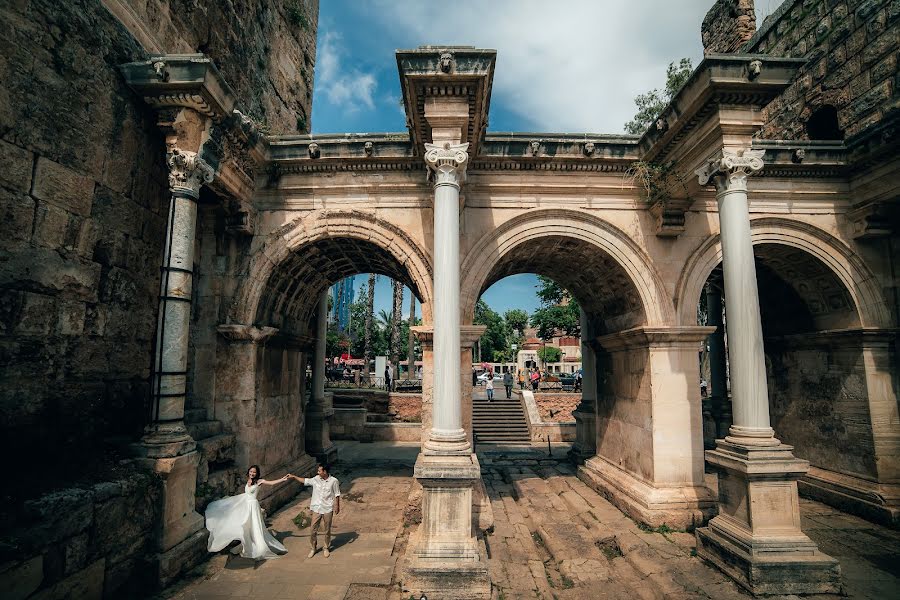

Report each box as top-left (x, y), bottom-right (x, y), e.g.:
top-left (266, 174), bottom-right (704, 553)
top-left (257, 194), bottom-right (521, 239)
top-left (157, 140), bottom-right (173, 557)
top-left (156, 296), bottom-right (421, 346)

top-left (205, 482), bottom-right (287, 559)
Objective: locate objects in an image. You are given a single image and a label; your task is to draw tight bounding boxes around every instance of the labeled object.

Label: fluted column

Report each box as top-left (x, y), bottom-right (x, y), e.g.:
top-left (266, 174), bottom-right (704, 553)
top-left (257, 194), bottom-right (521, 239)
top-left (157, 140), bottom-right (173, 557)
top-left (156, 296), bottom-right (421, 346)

top-left (423, 142), bottom-right (470, 455)
top-left (697, 148), bottom-right (775, 446)
top-left (143, 148), bottom-right (214, 457)
top-left (694, 148), bottom-right (839, 595)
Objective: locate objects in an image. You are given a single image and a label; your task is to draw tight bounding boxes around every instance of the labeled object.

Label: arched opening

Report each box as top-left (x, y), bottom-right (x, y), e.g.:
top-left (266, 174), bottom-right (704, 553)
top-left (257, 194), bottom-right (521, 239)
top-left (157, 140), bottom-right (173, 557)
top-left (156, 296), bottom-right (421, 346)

top-left (694, 243), bottom-right (891, 511)
top-left (214, 219), bottom-right (432, 510)
top-left (462, 218), bottom-right (714, 528)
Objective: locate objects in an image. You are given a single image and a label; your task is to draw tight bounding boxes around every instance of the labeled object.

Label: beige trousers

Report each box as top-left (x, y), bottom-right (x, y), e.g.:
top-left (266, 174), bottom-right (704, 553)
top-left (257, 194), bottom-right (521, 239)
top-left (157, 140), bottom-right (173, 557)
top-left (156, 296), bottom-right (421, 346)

top-left (310, 511), bottom-right (333, 549)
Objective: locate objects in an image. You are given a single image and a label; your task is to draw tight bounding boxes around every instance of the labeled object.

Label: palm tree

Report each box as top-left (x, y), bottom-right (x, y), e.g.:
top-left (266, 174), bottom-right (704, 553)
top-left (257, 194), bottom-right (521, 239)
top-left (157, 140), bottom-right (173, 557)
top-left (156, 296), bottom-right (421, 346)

top-left (406, 292), bottom-right (416, 379)
top-left (390, 280), bottom-right (403, 380)
top-left (364, 273), bottom-right (376, 376)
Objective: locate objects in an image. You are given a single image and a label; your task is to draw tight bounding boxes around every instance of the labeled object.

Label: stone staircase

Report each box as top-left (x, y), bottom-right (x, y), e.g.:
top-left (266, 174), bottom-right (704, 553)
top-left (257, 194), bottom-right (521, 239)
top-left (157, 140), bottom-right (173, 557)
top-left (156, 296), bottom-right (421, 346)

top-left (472, 394), bottom-right (531, 444)
top-left (185, 407), bottom-right (238, 511)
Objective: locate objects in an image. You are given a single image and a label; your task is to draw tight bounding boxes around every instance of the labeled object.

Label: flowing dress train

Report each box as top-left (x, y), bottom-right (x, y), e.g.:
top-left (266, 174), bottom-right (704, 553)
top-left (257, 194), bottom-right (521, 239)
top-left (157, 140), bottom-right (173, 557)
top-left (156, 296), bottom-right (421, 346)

top-left (205, 483), bottom-right (287, 559)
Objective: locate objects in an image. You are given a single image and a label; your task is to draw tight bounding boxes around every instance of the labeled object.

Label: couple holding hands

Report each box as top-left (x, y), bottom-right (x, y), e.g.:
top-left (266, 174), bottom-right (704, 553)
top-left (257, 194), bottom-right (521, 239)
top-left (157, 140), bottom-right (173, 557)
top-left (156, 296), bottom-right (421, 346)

top-left (205, 463), bottom-right (341, 560)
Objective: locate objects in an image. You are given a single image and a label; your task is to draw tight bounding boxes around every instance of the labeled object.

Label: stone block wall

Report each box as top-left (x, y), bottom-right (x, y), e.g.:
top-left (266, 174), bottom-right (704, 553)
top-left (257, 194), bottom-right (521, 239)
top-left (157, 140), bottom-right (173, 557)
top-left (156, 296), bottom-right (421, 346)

top-left (701, 0), bottom-right (758, 54)
top-left (766, 334), bottom-right (878, 479)
top-left (0, 471), bottom-right (161, 599)
top-left (743, 0), bottom-right (897, 139)
top-left (533, 392), bottom-right (581, 422)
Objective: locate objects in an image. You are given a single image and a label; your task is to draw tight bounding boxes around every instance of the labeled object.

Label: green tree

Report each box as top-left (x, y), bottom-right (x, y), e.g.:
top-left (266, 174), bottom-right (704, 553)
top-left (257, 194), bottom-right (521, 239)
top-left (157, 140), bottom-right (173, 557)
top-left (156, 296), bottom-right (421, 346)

top-left (537, 346), bottom-right (562, 364)
top-left (624, 58), bottom-right (693, 135)
top-left (504, 309), bottom-right (529, 335)
top-left (530, 276), bottom-right (581, 340)
top-left (474, 299), bottom-right (510, 362)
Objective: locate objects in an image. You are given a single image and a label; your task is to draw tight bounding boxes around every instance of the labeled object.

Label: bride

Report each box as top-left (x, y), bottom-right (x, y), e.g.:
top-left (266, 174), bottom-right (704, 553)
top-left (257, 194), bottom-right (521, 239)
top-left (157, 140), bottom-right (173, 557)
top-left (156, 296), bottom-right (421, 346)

top-left (205, 465), bottom-right (291, 559)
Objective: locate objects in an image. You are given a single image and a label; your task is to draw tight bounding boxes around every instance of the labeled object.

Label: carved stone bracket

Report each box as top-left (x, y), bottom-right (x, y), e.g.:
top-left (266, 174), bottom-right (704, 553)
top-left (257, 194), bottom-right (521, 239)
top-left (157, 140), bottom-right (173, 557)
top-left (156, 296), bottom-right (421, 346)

top-left (217, 324), bottom-right (279, 343)
top-left (696, 148), bottom-right (765, 192)
top-left (167, 149), bottom-right (215, 199)
top-left (424, 142), bottom-right (469, 187)
top-left (849, 204), bottom-right (893, 239)
top-left (649, 198), bottom-right (692, 237)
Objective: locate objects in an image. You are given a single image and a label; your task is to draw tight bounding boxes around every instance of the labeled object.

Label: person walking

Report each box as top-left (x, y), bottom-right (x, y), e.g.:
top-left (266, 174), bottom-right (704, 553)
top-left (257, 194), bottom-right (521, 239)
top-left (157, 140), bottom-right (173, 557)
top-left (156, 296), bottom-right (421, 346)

top-left (485, 375), bottom-right (494, 402)
top-left (503, 370), bottom-right (513, 399)
top-left (472, 366), bottom-right (477, 387)
top-left (289, 463), bottom-right (341, 558)
top-left (530, 368), bottom-right (540, 391)
top-left (385, 363), bottom-right (393, 391)
top-left (518, 368), bottom-right (525, 390)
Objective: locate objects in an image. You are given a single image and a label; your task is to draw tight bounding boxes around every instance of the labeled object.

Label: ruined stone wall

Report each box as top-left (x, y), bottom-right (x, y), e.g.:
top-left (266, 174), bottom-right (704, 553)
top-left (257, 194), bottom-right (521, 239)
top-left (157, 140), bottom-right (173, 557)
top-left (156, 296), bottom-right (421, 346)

top-left (766, 334), bottom-right (878, 479)
top-left (106, 0), bottom-right (319, 133)
top-left (744, 0), bottom-right (897, 139)
top-left (701, 0), bottom-right (758, 54)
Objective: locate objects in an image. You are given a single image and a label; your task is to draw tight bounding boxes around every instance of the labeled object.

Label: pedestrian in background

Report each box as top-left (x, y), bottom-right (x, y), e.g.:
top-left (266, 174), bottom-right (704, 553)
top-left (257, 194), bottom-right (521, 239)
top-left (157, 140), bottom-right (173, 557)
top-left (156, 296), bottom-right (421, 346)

top-left (503, 370), bottom-right (513, 399)
top-left (485, 375), bottom-right (494, 402)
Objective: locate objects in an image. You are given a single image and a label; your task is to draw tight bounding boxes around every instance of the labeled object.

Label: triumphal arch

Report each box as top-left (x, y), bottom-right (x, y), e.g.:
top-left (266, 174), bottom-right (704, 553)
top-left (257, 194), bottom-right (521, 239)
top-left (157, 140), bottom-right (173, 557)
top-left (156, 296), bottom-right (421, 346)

top-left (119, 43), bottom-right (897, 597)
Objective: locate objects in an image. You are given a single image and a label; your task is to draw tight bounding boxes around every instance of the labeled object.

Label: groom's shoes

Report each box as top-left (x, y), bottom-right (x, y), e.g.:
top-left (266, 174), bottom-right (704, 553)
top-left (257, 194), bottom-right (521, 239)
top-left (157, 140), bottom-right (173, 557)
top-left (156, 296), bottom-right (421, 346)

top-left (323, 548), bottom-right (330, 558)
top-left (307, 548), bottom-right (316, 558)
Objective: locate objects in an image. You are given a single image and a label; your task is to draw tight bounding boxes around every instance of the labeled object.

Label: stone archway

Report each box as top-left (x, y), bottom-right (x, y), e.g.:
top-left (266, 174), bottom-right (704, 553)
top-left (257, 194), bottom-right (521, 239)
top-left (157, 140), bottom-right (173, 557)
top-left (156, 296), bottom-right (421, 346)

top-left (460, 209), bottom-right (714, 528)
top-left (460, 209), bottom-right (673, 327)
top-left (229, 209), bottom-right (434, 327)
top-left (674, 217), bottom-right (892, 329)
top-left (214, 209), bottom-right (434, 508)
top-left (677, 217), bottom-right (898, 525)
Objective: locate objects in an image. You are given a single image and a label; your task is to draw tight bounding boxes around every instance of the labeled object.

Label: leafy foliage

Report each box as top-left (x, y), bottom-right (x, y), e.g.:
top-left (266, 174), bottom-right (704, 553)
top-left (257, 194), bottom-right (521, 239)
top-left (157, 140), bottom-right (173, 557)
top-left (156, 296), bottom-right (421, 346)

top-left (530, 276), bottom-right (580, 340)
top-left (503, 309), bottom-right (529, 336)
top-left (537, 346), bottom-right (562, 364)
top-left (624, 58), bottom-right (693, 135)
top-left (474, 300), bottom-right (510, 362)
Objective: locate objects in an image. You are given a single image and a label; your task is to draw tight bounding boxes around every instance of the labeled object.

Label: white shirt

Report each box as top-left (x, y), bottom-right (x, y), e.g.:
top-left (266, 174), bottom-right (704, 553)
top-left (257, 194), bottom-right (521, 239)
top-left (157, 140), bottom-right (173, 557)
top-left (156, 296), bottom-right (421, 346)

top-left (303, 475), bottom-right (341, 514)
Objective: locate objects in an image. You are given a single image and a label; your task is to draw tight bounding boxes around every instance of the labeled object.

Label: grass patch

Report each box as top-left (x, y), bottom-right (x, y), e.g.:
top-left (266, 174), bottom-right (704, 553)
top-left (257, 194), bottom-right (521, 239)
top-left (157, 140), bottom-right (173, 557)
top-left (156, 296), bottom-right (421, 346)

top-left (637, 522), bottom-right (679, 535)
top-left (292, 510), bottom-right (311, 529)
top-left (531, 531), bottom-right (546, 548)
top-left (596, 538), bottom-right (623, 560)
top-left (286, 1), bottom-right (309, 28)
top-left (560, 573), bottom-right (575, 589)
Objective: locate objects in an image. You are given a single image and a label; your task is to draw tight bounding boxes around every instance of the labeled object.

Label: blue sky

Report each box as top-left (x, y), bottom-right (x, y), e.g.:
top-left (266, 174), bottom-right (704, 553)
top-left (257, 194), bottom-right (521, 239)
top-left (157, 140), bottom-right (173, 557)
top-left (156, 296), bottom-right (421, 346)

top-left (314, 0), bottom-right (786, 317)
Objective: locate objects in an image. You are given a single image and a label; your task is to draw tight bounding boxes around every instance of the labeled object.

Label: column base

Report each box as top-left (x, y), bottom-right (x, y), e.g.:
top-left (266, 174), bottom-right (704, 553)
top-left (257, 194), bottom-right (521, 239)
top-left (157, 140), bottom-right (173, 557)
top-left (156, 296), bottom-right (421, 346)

top-left (424, 427), bottom-right (472, 455)
top-left (403, 528), bottom-right (491, 600)
top-left (153, 528), bottom-right (209, 588)
top-left (568, 408), bottom-right (596, 465)
top-left (799, 466), bottom-right (900, 528)
top-left (698, 440), bottom-right (841, 595)
top-left (696, 523), bottom-right (840, 595)
top-left (136, 451), bottom-right (206, 552)
top-left (136, 421), bottom-right (196, 458)
top-left (578, 455), bottom-right (716, 530)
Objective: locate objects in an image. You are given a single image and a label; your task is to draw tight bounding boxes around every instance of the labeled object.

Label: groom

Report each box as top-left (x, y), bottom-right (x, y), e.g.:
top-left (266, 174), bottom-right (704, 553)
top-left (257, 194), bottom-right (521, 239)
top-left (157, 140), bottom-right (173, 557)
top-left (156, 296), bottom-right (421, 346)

top-left (290, 463), bottom-right (341, 558)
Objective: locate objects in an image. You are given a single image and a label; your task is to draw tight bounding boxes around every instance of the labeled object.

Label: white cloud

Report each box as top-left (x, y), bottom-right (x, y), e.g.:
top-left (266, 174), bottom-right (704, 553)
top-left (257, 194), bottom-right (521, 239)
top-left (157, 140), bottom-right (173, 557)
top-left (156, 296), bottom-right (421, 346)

top-left (365, 0), bottom-right (781, 133)
top-left (317, 31), bottom-right (377, 112)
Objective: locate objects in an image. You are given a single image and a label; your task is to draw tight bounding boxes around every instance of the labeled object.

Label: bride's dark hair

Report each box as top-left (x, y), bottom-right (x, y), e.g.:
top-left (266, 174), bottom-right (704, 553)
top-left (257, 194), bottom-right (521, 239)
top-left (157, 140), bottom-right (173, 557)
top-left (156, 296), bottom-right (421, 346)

top-left (248, 465), bottom-right (261, 483)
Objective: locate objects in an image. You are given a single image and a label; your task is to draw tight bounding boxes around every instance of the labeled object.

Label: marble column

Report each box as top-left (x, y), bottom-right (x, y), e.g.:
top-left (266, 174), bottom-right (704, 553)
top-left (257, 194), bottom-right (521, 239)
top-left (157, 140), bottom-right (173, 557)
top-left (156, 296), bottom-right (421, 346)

top-left (694, 149), bottom-right (839, 595)
top-left (406, 142), bottom-right (489, 599)
top-left (137, 148), bottom-right (214, 583)
top-left (570, 309), bottom-right (597, 463)
top-left (423, 141), bottom-right (470, 456)
top-left (705, 284), bottom-right (731, 440)
top-left (307, 291), bottom-right (337, 463)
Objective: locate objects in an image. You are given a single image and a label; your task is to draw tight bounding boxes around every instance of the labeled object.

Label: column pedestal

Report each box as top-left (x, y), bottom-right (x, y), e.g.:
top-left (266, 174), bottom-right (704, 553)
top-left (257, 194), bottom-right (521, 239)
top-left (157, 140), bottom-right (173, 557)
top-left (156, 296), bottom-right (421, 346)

top-left (696, 441), bottom-right (841, 595)
top-left (306, 391), bottom-right (338, 464)
top-left (570, 311), bottom-right (597, 464)
top-left (136, 451), bottom-right (208, 586)
top-left (404, 453), bottom-right (490, 600)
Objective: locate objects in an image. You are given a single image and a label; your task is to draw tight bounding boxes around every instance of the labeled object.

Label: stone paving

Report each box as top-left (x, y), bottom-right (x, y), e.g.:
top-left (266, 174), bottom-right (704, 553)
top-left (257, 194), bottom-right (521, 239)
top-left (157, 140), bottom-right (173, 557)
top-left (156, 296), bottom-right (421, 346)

top-left (158, 440), bottom-right (900, 600)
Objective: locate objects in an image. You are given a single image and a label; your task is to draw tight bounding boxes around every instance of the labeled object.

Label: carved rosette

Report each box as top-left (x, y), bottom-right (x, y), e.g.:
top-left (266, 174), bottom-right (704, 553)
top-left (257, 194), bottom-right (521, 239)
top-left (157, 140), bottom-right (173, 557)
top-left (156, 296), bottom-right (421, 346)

top-left (424, 142), bottom-right (469, 188)
top-left (695, 148), bottom-right (765, 193)
top-left (167, 148), bottom-right (215, 199)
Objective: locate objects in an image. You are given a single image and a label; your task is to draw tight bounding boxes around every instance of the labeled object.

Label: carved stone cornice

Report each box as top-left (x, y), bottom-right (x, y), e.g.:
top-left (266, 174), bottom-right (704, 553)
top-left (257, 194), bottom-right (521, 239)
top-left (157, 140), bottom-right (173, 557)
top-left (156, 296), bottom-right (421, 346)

top-left (696, 148), bottom-right (765, 192)
top-left (424, 142), bottom-right (469, 187)
top-left (167, 149), bottom-right (215, 199)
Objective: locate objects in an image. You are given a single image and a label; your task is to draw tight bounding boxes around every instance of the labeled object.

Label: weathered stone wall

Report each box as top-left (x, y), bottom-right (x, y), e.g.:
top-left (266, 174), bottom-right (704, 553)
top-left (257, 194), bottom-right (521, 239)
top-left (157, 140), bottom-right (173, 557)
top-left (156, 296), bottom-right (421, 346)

top-left (744, 0), bottom-right (897, 139)
top-left (106, 0), bottom-right (318, 134)
top-left (766, 334), bottom-right (878, 479)
top-left (702, 0), bottom-right (758, 54)
top-left (533, 392), bottom-right (581, 422)
top-left (1, 470), bottom-right (161, 599)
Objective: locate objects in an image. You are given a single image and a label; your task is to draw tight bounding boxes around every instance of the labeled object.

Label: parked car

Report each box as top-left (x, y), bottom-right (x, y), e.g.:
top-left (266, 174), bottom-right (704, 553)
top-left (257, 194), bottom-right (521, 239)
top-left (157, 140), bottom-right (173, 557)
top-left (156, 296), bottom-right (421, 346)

top-left (476, 372), bottom-right (503, 386)
top-left (557, 372), bottom-right (577, 388)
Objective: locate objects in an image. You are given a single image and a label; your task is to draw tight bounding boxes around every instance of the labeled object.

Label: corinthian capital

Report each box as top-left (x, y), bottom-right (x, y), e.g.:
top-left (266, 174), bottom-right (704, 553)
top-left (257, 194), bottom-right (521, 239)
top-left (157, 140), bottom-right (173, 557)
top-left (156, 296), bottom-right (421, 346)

top-left (167, 148), bottom-right (215, 199)
top-left (696, 148), bottom-right (765, 192)
top-left (424, 142), bottom-right (469, 187)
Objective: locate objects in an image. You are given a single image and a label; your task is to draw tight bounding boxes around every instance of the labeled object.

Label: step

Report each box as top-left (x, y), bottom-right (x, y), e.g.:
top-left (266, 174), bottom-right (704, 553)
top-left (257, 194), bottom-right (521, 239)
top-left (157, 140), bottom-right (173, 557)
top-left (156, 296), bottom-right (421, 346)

top-left (184, 408), bottom-right (208, 423)
top-left (197, 433), bottom-right (236, 464)
top-left (187, 420), bottom-right (223, 440)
